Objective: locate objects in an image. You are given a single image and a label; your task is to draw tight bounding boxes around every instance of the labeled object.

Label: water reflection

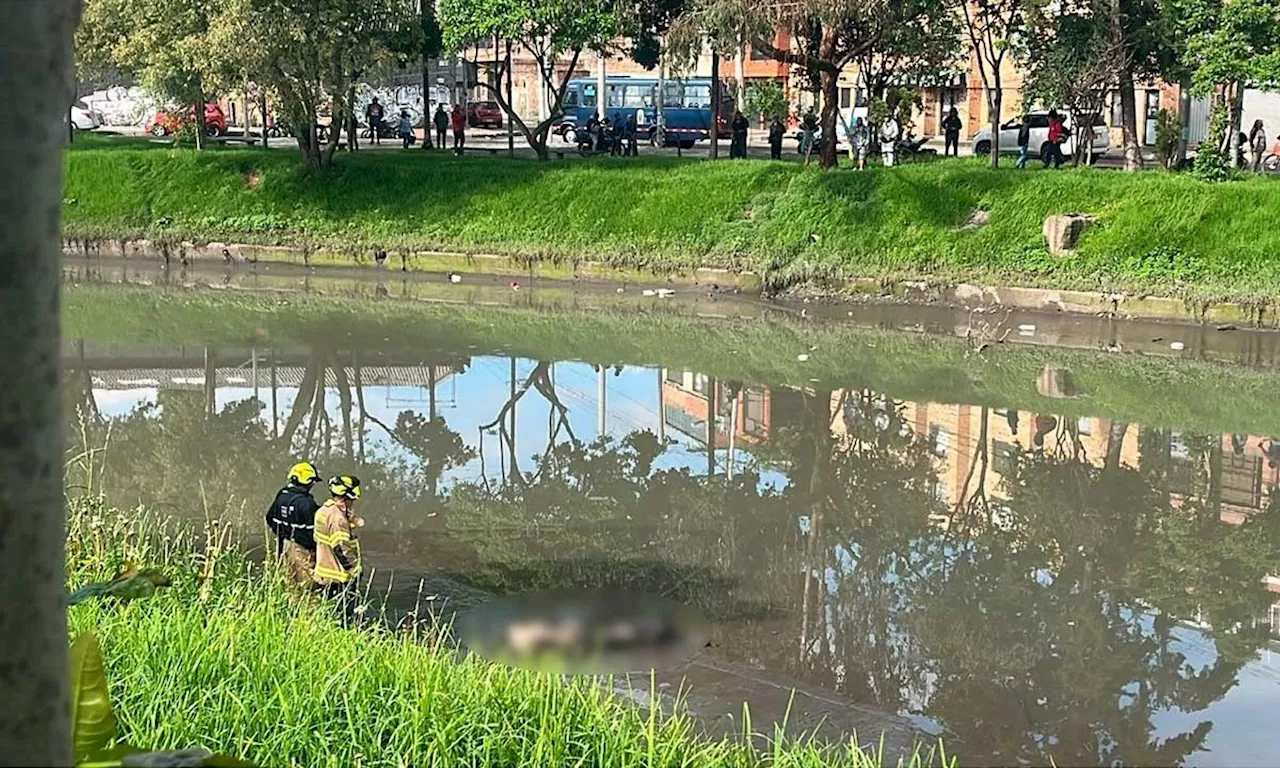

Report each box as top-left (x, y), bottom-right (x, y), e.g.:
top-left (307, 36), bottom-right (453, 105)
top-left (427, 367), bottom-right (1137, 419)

top-left (64, 339), bottom-right (1280, 766)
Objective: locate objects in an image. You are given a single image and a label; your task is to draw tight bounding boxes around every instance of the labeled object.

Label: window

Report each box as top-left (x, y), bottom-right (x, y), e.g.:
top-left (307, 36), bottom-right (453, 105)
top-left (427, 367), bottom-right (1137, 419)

top-left (564, 88), bottom-right (579, 109)
top-left (750, 46), bottom-right (770, 62)
top-left (855, 89), bottom-right (868, 108)
top-left (930, 426), bottom-right (951, 458)
top-left (662, 82), bottom-right (683, 108)
top-left (839, 87), bottom-right (852, 109)
top-left (684, 85), bottom-right (711, 108)
top-left (665, 370), bottom-right (684, 385)
top-left (1110, 91), bottom-right (1122, 127)
top-left (606, 84), bottom-right (623, 108)
top-left (693, 373), bottom-right (710, 396)
top-left (1028, 114), bottom-right (1051, 129)
top-left (582, 84), bottom-right (597, 108)
top-left (1077, 417), bottom-right (1093, 436)
top-left (622, 84), bottom-right (653, 108)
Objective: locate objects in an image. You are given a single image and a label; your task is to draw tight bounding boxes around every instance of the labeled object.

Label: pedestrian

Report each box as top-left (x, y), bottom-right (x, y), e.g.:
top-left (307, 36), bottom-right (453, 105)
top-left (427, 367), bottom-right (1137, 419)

top-left (1015, 114), bottom-right (1032, 169)
top-left (880, 112), bottom-right (901, 167)
top-left (599, 116), bottom-right (612, 153)
top-left (433, 104), bottom-right (449, 150)
top-left (768, 115), bottom-right (785, 160)
top-left (398, 109), bottom-right (414, 149)
top-left (313, 475), bottom-right (365, 622)
top-left (365, 97), bottom-right (385, 146)
top-left (610, 113), bottom-right (624, 156)
top-left (265, 462), bottom-right (321, 585)
top-left (800, 109), bottom-right (818, 158)
top-left (1249, 119), bottom-right (1267, 172)
top-left (730, 109), bottom-right (749, 158)
top-left (942, 106), bottom-right (962, 158)
top-left (850, 117), bottom-right (870, 170)
top-left (451, 104), bottom-right (466, 155)
top-left (625, 113), bottom-right (639, 157)
top-left (1045, 109), bottom-right (1067, 169)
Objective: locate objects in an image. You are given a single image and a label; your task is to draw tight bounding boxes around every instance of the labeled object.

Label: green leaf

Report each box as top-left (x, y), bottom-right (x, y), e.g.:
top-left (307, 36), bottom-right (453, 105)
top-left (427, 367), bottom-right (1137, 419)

top-left (70, 632), bottom-right (119, 763)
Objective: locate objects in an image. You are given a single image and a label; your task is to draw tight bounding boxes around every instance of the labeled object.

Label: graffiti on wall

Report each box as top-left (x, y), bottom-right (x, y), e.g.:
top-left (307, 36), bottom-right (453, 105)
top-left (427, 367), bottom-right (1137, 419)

top-left (82, 86), bottom-right (162, 127)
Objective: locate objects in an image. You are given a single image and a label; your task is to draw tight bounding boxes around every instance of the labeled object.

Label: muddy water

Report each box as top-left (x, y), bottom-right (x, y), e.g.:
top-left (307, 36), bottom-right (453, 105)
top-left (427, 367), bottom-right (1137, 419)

top-left (62, 268), bottom-right (1280, 767)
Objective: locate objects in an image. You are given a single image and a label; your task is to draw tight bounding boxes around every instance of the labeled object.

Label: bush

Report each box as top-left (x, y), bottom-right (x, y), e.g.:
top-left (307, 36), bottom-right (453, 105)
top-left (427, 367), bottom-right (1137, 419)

top-left (1194, 104), bottom-right (1231, 182)
top-left (1154, 109), bottom-right (1182, 169)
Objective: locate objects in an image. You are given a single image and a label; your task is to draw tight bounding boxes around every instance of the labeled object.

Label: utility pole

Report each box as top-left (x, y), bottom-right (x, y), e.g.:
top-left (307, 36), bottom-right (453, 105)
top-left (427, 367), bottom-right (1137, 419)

top-left (596, 51), bottom-right (607, 121)
top-left (421, 0), bottom-right (432, 150)
top-left (597, 366), bottom-right (607, 437)
top-left (705, 377), bottom-right (717, 475)
top-left (657, 368), bottom-right (666, 442)
top-left (506, 37), bottom-right (515, 157)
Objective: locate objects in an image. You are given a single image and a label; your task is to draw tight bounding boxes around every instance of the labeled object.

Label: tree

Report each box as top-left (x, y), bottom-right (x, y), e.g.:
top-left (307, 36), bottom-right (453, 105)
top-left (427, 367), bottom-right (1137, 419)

top-left (854, 0), bottom-right (961, 104)
top-left (441, 0), bottom-right (617, 161)
top-left (957, 0), bottom-right (1027, 169)
top-left (225, 0), bottom-right (417, 169)
top-left (0, 0), bottom-right (79, 763)
top-left (1021, 1), bottom-right (1119, 165)
top-left (744, 78), bottom-right (788, 123)
top-left (670, 0), bottom-right (896, 169)
top-left (1180, 0), bottom-right (1280, 170)
top-left (82, 0), bottom-right (235, 149)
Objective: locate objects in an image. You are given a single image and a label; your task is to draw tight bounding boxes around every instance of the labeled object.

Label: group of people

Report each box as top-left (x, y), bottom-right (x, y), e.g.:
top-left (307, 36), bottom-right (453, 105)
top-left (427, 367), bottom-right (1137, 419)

top-left (779, 108), bottom-right (903, 169)
top-left (585, 112), bottom-right (640, 156)
top-left (266, 462), bottom-right (366, 617)
top-left (363, 97), bottom-right (470, 153)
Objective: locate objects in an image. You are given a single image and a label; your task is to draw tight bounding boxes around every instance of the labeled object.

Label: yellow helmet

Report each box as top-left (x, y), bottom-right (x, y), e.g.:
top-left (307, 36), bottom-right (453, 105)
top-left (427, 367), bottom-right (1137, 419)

top-left (288, 462), bottom-right (319, 486)
top-left (329, 475), bottom-right (362, 500)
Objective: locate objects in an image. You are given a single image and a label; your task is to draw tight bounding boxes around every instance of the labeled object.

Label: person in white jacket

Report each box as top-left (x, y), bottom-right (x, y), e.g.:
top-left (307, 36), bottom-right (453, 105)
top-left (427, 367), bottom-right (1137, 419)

top-left (880, 114), bottom-right (900, 167)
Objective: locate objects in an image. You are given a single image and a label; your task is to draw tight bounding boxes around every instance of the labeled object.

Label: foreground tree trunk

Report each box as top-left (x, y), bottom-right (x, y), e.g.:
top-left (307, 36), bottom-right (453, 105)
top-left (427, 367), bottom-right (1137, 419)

top-left (1118, 71), bottom-right (1142, 171)
top-left (194, 91), bottom-right (206, 151)
top-left (819, 68), bottom-right (839, 169)
top-left (0, 0), bottom-right (78, 763)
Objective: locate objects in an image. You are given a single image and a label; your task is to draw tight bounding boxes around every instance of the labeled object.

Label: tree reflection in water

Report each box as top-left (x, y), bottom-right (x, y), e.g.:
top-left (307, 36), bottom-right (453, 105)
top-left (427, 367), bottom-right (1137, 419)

top-left (66, 349), bottom-right (1280, 766)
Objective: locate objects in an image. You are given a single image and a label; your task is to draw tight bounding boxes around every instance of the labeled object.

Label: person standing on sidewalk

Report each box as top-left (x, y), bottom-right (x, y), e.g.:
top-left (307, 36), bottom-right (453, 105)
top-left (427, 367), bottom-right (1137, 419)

top-left (1045, 110), bottom-right (1067, 169)
top-left (850, 117), bottom-right (870, 170)
top-left (1249, 120), bottom-right (1267, 172)
top-left (880, 112), bottom-right (900, 167)
top-left (434, 104), bottom-right (449, 150)
top-left (768, 116), bottom-right (785, 160)
top-left (451, 104), bottom-right (466, 155)
top-left (942, 107), bottom-right (962, 157)
top-left (397, 109), bottom-right (415, 149)
top-left (1015, 116), bottom-right (1032, 169)
top-left (365, 97), bottom-right (385, 146)
top-left (730, 110), bottom-right (749, 158)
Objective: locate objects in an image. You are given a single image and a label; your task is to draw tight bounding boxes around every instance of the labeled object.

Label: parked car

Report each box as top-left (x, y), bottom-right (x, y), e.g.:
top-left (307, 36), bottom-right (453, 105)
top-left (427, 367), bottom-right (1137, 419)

top-left (467, 100), bottom-right (503, 129)
top-left (145, 103), bottom-right (228, 137)
top-left (971, 111), bottom-right (1109, 162)
top-left (70, 101), bottom-right (103, 131)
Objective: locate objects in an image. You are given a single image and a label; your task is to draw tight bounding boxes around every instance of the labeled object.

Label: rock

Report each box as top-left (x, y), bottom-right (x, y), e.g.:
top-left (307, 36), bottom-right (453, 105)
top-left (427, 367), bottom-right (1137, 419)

top-left (1042, 214), bottom-right (1097, 256)
top-left (1036, 364), bottom-right (1079, 398)
top-left (960, 208), bottom-right (990, 230)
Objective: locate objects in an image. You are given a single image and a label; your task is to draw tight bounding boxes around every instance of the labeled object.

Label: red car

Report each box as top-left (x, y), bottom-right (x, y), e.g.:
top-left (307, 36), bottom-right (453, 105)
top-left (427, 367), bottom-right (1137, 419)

top-left (146, 103), bottom-right (227, 137)
top-left (466, 101), bottom-right (503, 129)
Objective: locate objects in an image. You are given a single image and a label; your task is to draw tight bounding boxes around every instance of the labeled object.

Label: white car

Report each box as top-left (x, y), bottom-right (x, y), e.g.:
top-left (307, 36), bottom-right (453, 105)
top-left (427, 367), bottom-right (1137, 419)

top-left (70, 101), bottom-right (103, 131)
top-left (971, 111), bottom-right (1109, 162)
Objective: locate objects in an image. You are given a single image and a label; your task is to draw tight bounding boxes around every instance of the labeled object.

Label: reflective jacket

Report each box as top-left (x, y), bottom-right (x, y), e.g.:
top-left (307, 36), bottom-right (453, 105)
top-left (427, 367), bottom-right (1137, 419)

top-left (313, 499), bottom-right (361, 585)
top-left (265, 484), bottom-right (319, 551)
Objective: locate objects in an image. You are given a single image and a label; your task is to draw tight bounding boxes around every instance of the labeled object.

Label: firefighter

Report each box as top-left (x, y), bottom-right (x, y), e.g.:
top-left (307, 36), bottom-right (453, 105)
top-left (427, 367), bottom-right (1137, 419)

top-left (266, 462), bottom-right (321, 557)
top-left (313, 475), bottom-right (365, 616)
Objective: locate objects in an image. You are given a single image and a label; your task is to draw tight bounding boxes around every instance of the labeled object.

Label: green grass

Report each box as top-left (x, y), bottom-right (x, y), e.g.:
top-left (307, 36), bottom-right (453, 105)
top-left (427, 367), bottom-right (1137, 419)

top-left (63, 284), bottom-right (1280, 436)
top-left (63, 132), bottom-right (1280, 300)
top-left (65, 500), bottom-right (950, 767)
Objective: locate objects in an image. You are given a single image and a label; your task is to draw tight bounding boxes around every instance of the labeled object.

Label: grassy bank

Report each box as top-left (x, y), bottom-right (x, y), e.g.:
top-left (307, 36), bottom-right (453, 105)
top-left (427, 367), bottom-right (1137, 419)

top-left (63, 284), bottom-right (1280, 436)
top-left (63, 132), bottom-right (1280, 300)
top-left (65, 500), bottom-right (945, 767)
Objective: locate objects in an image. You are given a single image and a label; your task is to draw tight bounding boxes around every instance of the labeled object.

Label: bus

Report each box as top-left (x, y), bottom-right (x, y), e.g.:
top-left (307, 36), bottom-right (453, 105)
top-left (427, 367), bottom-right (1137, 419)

top-left (559, 76), bottom-right (734, 147)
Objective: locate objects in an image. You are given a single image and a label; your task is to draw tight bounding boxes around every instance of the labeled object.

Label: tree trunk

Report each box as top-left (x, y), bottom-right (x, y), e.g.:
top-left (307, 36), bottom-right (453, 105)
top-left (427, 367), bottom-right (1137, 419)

top-left (988, 87), bottom-right (1002, 169)
top-left (1229, 80), bottom-right (1245, 169)
top-left (819, 68), bottom-right (839, 169)
top-left (710, 54), bottom-right (720, 159)
top-left (422, 58), bottom-right (433, 149)
top-left (194, 93), bottom-right (206, 151)
top-left (1118, 72), bottom-right (1142, 171)
top-left (345, 84), bottom-right (358, 152)
top-left (1175, 79), bottom-right (1191, 168)
top-left (0, 0), bottom-right (77, 763)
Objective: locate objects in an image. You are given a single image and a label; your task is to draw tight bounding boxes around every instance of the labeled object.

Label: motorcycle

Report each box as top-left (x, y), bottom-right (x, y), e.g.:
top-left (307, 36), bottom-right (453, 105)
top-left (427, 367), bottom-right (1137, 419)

top-left (360, 120), bottom-right (401, 140)
top-left (577, 126), bottom-right (617, 156)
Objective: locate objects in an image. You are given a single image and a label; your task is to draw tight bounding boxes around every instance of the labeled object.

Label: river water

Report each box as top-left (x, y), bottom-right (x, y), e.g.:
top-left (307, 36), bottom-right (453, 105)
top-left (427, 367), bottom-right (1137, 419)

top-left (62, 264), bottom-right (1280, 766)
